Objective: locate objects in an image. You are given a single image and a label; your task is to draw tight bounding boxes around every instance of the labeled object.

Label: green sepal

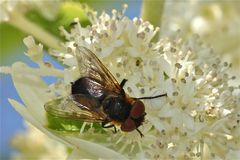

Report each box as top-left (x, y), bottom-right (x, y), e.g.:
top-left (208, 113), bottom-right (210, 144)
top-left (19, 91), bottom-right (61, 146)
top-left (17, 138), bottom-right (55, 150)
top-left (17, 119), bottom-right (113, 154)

top-left (163, 71), bottom-right (170, 80)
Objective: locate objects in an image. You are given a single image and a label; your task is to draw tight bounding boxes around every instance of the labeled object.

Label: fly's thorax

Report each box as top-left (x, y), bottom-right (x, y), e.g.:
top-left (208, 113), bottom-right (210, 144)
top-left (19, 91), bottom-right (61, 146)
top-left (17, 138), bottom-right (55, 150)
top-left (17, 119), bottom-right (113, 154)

top-left (102, 95), bottom-right (132, 122)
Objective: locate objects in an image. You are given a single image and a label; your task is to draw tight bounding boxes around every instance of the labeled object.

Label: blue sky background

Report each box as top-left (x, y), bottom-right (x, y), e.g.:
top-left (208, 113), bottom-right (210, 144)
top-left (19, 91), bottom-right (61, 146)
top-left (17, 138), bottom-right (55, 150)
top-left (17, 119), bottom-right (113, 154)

top-left (0, 1), bottom-right (142, 159)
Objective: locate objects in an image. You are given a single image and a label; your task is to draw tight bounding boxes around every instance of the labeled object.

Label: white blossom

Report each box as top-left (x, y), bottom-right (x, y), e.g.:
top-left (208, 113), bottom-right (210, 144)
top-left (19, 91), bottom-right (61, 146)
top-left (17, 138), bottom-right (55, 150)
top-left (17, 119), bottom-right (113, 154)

top-left (160, 0), bottom-right (240, 72)
top-left (11, 122), bottom-right (68, 160)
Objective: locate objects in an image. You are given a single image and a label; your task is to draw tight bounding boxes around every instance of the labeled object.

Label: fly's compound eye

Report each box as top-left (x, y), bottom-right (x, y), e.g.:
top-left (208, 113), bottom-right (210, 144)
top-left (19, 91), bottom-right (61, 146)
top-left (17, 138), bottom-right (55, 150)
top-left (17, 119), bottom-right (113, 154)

top-left (121, 118), bottom-right (136, 132)
top-left (130, 100), bottom-right (145, 119)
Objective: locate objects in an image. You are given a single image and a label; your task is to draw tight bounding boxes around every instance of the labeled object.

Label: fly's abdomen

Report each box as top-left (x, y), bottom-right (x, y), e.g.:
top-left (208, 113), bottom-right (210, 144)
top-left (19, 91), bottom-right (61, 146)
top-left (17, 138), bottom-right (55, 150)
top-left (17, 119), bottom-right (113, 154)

top-left (71, 77), bottom-right (106, 100)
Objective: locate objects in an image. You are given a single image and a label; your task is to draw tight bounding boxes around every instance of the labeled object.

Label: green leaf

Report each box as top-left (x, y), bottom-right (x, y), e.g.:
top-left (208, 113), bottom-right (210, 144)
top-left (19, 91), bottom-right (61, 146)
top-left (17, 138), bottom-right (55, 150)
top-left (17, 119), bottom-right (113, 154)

top-left (26, 2), bottom-right (90, 40)
top-left (58, 2), bottom-right (90, 29)
top-left (0, 23), bottom-right (25, 59)
top-left (46, 113), bottom-right (104, 132)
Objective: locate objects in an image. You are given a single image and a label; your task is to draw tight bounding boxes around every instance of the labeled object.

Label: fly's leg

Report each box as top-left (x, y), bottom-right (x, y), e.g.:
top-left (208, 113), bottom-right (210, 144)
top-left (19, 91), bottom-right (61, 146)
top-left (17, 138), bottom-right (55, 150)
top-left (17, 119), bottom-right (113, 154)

top-left (120, 79), bottom-right (128, 88)
top-left (120, 79), bottom-right (128, 96)
top-left (136, 128), bottom-right (144, 137)
top-left (102, 122), bottom-right (117, 133)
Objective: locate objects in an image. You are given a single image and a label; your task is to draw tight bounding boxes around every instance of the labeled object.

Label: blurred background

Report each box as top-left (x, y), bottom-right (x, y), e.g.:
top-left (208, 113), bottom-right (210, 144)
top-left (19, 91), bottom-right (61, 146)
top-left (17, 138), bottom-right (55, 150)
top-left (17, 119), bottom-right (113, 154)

top-left (1, 0), bottom-right (240, 159)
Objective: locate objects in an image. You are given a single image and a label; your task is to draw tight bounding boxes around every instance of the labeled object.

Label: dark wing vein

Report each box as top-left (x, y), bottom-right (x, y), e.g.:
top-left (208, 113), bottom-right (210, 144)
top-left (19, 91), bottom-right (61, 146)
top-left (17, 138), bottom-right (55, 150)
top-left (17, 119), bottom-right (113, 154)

top-left (75, 46), bottom-right (122, 94)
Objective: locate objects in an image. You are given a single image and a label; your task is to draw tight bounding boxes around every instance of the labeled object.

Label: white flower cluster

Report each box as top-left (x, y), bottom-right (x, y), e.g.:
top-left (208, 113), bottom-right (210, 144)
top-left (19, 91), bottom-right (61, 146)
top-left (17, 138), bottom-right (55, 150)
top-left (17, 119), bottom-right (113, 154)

top-left (160, 1), bottom-right (240, 71)
top-left (1, 5), bottom-right (239, 159)
top-left (11, 122), bottom-right (68, 160)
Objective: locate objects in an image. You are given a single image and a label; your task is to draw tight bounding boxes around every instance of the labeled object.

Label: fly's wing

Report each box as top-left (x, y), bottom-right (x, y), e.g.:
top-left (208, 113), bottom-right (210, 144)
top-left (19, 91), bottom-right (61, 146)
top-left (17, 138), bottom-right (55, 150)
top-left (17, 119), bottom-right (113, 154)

top-left (75, 46), bottom-right (122, 94)
top-left (44, 94), bottom-right (107, 122)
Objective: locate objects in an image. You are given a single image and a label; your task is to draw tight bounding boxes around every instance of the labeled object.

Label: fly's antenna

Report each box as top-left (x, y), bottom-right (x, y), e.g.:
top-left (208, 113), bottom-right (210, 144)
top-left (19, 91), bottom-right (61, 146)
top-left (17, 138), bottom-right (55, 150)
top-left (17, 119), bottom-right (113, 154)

top-left (135, 93), bottom-right (167, 100)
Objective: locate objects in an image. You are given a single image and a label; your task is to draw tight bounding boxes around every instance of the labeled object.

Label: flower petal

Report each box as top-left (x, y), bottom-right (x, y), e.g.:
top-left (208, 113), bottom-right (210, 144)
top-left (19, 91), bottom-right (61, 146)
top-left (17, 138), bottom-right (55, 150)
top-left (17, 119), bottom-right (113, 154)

top-left (8, 99), bottom-right (68, 146)
top-left (67, 148), bottom-right (96, 160)
top-left (63, 136), bottom-right (127, 159)
top-left (11, 62), bottom-right (55, 124)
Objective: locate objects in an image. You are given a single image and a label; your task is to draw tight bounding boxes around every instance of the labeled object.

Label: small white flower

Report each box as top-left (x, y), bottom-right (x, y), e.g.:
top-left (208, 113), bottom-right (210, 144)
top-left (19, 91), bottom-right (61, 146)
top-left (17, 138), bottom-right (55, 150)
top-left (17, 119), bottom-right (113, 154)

top-left (23, 36), bottom-right (43, 64)
top-left (1, 5), bottom-right (240, 159)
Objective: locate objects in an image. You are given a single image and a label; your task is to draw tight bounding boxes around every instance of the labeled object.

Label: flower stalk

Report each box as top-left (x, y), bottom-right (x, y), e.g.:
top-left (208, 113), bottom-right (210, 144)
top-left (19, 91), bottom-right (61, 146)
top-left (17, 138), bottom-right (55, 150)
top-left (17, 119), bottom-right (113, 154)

top-left (141, 0), bottom-right (165, 35)
top-left (8, 11), bottom-right (64, 51)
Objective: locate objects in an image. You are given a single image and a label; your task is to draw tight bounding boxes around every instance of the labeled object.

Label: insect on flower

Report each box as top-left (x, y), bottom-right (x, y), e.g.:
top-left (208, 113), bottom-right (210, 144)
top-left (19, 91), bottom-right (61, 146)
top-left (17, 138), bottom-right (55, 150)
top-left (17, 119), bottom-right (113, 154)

top-left (44, 46), bottom-right (167, 137)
